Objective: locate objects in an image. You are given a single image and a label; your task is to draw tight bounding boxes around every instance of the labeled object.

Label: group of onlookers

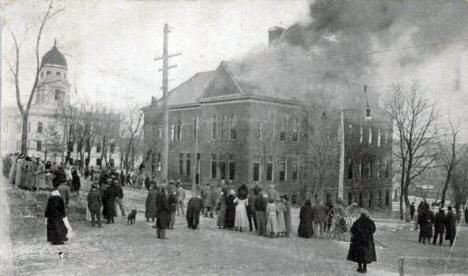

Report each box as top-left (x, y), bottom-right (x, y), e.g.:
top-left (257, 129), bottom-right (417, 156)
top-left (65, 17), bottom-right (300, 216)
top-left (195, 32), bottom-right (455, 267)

top-left (8, 153), bottom-right (82, 194)
top-left (411, 201), bottom-right (458, 246)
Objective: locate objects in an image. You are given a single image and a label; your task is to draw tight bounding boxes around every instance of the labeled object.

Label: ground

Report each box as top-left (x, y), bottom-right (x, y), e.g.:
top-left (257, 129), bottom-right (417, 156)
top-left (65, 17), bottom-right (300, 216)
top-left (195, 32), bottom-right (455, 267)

top-left (2, 177), bottom-right (467, 276)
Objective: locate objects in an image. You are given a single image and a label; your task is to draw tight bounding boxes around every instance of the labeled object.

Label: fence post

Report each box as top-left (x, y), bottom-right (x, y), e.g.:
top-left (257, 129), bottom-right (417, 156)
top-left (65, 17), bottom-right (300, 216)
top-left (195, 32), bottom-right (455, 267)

top-left (399, 257), bottom-right (404, 276)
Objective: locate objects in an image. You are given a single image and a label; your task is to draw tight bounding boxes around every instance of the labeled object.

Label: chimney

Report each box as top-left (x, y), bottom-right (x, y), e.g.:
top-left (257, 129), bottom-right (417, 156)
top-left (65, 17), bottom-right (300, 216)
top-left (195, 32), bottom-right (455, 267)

top-left (268, 26), bottom-right (285, 46)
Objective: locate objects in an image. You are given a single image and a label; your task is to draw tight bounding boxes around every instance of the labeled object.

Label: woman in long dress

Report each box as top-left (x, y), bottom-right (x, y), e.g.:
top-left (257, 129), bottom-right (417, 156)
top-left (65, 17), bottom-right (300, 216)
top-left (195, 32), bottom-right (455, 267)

top-left (44, 190), bottom-right (68, 245)
top-left (298, 200), bottom-right (314, 238)
top-left (347, 209), bottom-right (376, 273)
top-left (224, 190), bottom-right (236, 229)
top-left (36, 161), bottom-right (46, 190)
top-left (25, 158), bottom-right (37, 191)
top-left (276, 199), bottom-right (286, 237)
top-left (234, 196), bottom-right (249, 232)
top-left (216, 192), bottom-right (227, 229)
top-left (145, 185), bottom-right (158, 222)
top-left (266, 198), bottom-right (278, 238)
top-left (282, 196), bottom-right (292, 237)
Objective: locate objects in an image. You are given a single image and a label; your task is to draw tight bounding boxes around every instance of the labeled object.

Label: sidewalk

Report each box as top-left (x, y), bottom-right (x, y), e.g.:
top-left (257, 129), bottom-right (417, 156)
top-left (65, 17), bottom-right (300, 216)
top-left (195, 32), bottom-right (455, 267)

top-left (0, 177), bottom-right (17, 275)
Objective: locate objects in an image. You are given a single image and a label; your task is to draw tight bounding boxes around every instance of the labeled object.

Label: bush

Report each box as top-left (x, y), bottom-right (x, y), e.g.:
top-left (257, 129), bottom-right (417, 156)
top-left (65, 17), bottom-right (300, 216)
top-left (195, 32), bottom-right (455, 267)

top-left (2, 154), bottom-right (13, 178)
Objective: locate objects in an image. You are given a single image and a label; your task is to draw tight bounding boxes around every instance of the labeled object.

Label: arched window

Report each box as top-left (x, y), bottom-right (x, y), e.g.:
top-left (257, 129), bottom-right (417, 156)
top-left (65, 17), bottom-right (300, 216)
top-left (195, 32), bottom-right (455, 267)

top-left (368, 127), bottom-right (372, 144)
top-left (377, 128), bottom-right (381, 147)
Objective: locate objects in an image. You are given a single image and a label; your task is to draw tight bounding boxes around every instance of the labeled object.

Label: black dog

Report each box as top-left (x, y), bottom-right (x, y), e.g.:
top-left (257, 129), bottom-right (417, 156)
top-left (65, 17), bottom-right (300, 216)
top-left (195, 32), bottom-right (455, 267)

top-left (127, 209), bottom-right (137, 225)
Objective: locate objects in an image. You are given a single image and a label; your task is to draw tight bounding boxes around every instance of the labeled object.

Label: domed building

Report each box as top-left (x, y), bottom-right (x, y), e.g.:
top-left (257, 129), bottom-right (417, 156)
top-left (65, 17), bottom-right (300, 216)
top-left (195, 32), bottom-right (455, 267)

top-left (2, 41), bottom-right (121, 168)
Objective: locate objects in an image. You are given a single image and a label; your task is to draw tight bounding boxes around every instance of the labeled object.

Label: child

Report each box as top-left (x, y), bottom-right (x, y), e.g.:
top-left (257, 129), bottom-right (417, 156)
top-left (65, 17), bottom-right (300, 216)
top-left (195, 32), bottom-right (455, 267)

top-left (266, 198), bottom-right (278, 238)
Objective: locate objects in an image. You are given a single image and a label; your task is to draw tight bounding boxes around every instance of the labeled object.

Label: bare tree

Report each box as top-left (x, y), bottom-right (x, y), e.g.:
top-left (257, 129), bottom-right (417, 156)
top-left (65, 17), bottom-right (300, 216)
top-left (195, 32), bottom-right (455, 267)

top-left (120, 104), bottom-right (144, 174)
top-left (438, 120), bottom-right (465, 207)
top-left (42, 124), bottom-right (64, 162)
top-left (450, 147), bottom-right (468, 208)
top-left (386, 82), bottom-right (438, 220)
top-left (5, 1), bottom-right (63, 155)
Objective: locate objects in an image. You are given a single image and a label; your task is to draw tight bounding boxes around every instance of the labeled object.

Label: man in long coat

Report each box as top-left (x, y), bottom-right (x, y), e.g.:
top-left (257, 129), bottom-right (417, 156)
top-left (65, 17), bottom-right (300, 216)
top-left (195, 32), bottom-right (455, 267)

top-left (103, 181), bottom-right (118, 224)
top-left (298, 200), bottom-right (314, 238)
top-left (87, 184), bottom-right (102, 227)
top-left (418, 203), bottom-right (434, 244)
top-left (445, 206), bottom-right (457, 246)
top-left (186, 195), bottom-right (203, 229)
top-left (145, 185), bottom-right (158, 222)
top-left (254, 192), bottom-right (267, 236)
top-left (224, 190), bottom-right (236, 229)
top-left (45, 190), bottom-right (68, 245)
top-left (433, 208), bottom-right (446, 245)
top-left (155, 187), bottom-right (170, 239)
top-left (347, 209), bottom-right (376, 273)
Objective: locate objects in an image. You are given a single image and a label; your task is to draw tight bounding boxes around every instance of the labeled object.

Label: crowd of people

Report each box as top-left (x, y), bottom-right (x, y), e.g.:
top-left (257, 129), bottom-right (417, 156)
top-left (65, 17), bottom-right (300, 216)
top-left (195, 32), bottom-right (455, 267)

top-left (411, 201), bottom-right (459, 246)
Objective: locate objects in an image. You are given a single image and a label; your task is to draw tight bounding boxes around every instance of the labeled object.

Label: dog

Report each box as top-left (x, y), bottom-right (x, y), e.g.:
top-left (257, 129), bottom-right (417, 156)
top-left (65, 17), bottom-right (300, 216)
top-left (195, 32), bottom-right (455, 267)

top-left (127, 209), bottom-right (137, 225)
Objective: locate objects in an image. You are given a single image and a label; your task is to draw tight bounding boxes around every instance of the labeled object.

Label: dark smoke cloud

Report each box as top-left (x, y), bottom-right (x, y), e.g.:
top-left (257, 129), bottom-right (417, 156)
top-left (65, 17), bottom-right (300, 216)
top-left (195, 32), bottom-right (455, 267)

top-left (229, 0), bottom-right (468, 110)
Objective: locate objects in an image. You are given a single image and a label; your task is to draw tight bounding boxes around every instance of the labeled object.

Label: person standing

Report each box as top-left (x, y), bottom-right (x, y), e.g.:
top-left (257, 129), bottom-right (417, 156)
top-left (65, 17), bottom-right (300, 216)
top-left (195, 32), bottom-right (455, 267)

top-left (8, 153), bottom-right (19, 185)
top-left (186, 194), bottom-right (203, 229)
top-left (36, 160), bottom-right (46, 191)
top-left (25, 157), bottom-right (36, 191)
top-left (57, 179), bottom-right (71, 210)
top-left (255, 192), bottom-right (268, 236)
top-left (71, 170), bottom-right (81, 196)
top-left (103, 181), bottom-right (118, 224)
top-left (266, 198), bottom-right (278, 238)
top-left (433, 208), bottom-right (446, 245)
top-left (144, 175), bottom-right (151, 190)
top-left (298, 200), bottom-right (314, 238)
top-left (205, 185), bottom-right (217, 218)
top-left (114, 180), bottom-right (126, 217)
top-left (282, 195), bottom-right (292, 237)
top-left (445, 206), bottom-right (457, 246)
top-left (120, 171), bottom-right (126, 187)
top-left (168, 188), bottom-right (177, 230)
top-left (155, 187), bottom-right (170, 239)
top-left (419, 203), bottom-right (434, 244)
top-left (234, 194), bottom-right (249, 232)
top-left (276, 199), bottom-right (286, 237)
top-left (44, 190), bottom-right (68, 245)
top-left (224, 190), bottom-right (236, 229)
top-left (410, 202), bottom-right (416, 221)
top-left (87, 184), bottom-right (102, 227)
top-left (176, 183), bottom-right (186, 216)
top-left (247, 189), bottom-right (257, 232)
top-left (347, 209), bottom-right (377, 274)
top-left (145, 184), bottom-right (158, 223)
top-left (313, 200), bottom-right (327, 238)
top-left (216, 191), bottom-right (227, 229)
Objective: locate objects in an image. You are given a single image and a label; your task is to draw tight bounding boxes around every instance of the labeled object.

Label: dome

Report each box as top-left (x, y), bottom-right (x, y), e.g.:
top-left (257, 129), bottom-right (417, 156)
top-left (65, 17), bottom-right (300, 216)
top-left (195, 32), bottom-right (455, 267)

top-left (41, 43), bottom-right (67, 68)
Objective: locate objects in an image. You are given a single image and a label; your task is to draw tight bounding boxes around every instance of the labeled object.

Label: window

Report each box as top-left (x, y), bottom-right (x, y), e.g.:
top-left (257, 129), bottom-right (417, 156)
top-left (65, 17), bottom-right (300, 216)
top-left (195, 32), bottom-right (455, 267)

top-left (377, 129), bottom-right (381, 147)
top-left (229, 115), bottom-right (236, 139)
top-left (291, 157), bottom-right (298, 181)
top-left (256, 121), bottom-right (264, 140)
top-left (385, 190), bottom-right (390, 207)
top-left (171, 124), bottom-right (175, 141)
top-left (253, 162), bottom-right (260, 181)
top-left (158, 127), bottom-right (162, 139)
top-left (385, 159), bottom-right (390, 178)
top-left (375, 160), bottom-right (381, 178)
top-left (280, 118), bottom-right (287, 141)
top-left (219, 157), bottom-right (226, 180)
top-left (384, 131), bottom-right (388, 145)
top-left (359, 192), bottom-right (363, 207)
top-left (266, 156), bottom-right (273, 181)
top-left (96, 143), bottom-right (101, 153)
top-left (360, 161), bottom-right (365, 179)
top-left (56, 72), bottom-right (61, 77)
top-left (193, 118), bottom-right (197, 139)
top-left (220, 115), bottom-right (227, 139)
top-left (36, 140), bottom-right (42, 151)
top-left (279, 157), bottom-right (286, 181)
top-left (96, 158), bottom-right (102, 166)
top-left (211, 154), bottom-right (217, 179)
top-left (368, 127), bottom-right (372, 144)
top-left (369, 161), bottom-right (373, 178)
top-left (37, 122), bottom-right (43, 133)
top-left (186, 153), bottom-right (191, 177)
top-left (110, 143), bottom-right (115, 153)
top-left (368, 192), bottom-right (373, 208)
top-left (47, 71), bottom-right (51, 75)
top-left (347, 159), bottom-right (353, 179)
top-left (157, 153), bottom-right (161, 173)
top-left (229, 155), bottom-right (235, 180)
top-left (179, 154), bottom-right (185, 176)
top-left (291, 118), bottom-right (299, 142)
top-left (359, 127), bottom-right (363, 143)
top-left (348, 193), bottom-right (353, 205)
top-left (54, 89), bottom-right (61, 100)
top-left (314, 194), bottom-right (318, 202)
top-left (378, 191), bottom-right (382, 207)
top-left (176, 121), bottom-right (182, 141)
top-left (212, 115), bottom-right (217, 139)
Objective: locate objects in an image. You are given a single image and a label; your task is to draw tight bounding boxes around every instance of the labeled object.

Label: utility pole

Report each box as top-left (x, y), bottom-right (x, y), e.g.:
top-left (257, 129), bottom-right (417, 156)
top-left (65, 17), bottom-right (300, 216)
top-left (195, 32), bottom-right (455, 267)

top-left (155, 23), bottom-right (181, 184)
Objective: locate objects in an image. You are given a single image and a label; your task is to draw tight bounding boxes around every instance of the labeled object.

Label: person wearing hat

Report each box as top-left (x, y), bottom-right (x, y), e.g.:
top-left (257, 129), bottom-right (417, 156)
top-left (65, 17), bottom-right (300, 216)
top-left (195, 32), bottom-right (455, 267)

top-left (224, 190), bottom-right (236, 229)
top-left (186, 193), bottom-right (203, 229)
top-left (44, 189), bottom-right (68, 245)
top-left (347, 209), bottom-right (376, 273)
top-left (155, 186), bottom-right (170, 239)
top-left (176, 181), bottom-right (186, 216)
top-left (87, 183), bottom-right (103, 227)
top-left (445, 206), bottom-right (457, 246)
top-left (168, 187), bottom-right (177, 229)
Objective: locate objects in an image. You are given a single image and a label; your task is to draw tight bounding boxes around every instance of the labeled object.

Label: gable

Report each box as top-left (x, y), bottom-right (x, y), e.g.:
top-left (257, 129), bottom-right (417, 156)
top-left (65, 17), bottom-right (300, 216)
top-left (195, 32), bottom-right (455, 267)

top-left (199, 63), bottom-right (243, 99)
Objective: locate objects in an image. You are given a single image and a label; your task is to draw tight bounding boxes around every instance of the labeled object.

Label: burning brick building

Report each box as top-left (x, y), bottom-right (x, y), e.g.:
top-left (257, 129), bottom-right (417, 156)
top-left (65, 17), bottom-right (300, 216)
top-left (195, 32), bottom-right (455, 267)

top-left (142, 29), bottom-right (393, 211)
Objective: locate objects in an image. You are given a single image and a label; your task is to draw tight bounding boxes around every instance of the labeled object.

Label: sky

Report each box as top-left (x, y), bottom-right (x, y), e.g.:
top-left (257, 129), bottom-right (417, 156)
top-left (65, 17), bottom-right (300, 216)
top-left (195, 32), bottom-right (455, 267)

top-left (1, 0), bottom-right (468, 140)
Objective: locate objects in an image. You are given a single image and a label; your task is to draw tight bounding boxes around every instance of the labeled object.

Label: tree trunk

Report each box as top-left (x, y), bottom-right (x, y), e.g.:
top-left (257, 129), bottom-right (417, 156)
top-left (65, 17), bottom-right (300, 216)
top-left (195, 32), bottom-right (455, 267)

top-left (21, 114), bottom-right (29, 154)
top-left (399, 160), bottom-right (406, 220)
top-left (440, 169), bottom-right (452, 207)
top-left (399, 189), bottom-right (404, 221)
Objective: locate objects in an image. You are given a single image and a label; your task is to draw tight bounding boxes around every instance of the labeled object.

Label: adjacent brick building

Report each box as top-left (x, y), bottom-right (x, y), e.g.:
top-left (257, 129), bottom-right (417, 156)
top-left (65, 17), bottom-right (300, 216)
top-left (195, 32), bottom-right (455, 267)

top-left (142, 60), bottom-right (393, 211)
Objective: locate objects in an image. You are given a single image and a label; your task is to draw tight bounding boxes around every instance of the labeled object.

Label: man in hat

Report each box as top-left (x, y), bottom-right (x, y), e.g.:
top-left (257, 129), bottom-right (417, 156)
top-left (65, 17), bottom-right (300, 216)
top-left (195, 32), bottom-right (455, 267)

top-left (433, 208), bottom-right (446, 245)
top-left (87, 183), bottom-right (102, 227)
